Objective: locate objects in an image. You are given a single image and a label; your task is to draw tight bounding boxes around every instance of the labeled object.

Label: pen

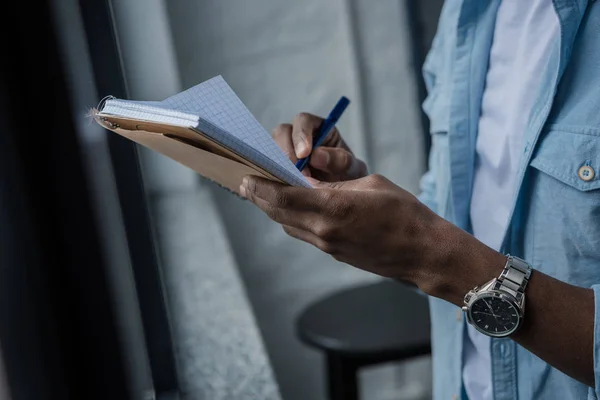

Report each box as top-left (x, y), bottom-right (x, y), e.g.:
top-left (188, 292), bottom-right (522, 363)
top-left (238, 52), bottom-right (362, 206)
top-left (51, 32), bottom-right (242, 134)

top-left (295, 96), bottom-right (350, 171)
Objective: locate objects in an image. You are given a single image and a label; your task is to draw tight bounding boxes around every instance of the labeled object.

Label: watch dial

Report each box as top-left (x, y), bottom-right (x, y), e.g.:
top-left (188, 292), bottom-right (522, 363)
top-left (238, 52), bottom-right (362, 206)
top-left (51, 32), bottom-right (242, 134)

top-left (470, 294), bottom-right (519, 336)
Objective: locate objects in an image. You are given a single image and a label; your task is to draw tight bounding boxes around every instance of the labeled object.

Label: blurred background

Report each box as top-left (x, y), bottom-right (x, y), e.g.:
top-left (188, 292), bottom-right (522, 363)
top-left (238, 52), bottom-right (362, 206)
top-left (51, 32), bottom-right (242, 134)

top-left (1, 0), bottom-right (443, 399)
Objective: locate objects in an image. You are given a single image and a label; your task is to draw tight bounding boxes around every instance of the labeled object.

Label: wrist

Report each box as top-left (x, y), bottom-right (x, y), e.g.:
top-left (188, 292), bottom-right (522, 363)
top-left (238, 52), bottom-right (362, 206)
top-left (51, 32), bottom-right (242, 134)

top-left (418, 219), bottom-right (507, 306)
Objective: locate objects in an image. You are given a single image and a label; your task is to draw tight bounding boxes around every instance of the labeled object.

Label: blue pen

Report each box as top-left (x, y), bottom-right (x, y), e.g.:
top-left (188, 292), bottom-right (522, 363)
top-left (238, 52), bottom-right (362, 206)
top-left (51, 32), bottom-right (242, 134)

top-left (295, 96), bottom-right (350, 171)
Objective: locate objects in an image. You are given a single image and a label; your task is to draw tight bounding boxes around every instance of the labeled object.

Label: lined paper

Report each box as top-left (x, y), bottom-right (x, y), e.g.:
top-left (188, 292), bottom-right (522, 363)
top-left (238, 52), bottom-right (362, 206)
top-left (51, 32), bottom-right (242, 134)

top-left (102, 76), bottom-right (309, 187)
top-left (163, 76), bottom-right (309, 187)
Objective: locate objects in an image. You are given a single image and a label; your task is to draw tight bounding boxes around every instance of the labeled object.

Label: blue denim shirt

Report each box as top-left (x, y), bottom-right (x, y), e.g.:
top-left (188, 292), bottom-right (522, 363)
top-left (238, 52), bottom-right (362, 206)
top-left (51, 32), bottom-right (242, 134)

top-left (419, 1), bottom-right (600, 399)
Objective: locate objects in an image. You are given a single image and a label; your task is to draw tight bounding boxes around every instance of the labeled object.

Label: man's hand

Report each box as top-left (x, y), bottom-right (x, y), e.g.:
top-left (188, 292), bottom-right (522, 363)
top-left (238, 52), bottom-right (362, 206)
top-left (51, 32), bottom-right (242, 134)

top-left (272, 112), bottom-right (367, 182)
top-left (240, 173), bottom-right (452, 286)
top-left (240, 173), bottom-right (506, 300)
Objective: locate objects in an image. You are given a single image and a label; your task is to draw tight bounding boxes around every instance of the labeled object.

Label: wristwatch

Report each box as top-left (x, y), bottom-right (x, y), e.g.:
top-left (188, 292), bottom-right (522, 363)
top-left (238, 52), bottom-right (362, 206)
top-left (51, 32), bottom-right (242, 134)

top-left (462, 255), bottom-right (532, 338)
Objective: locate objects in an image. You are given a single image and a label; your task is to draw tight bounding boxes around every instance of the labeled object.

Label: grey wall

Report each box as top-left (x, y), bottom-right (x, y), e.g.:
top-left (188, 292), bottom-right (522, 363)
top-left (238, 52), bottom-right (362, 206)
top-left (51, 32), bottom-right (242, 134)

top-left (164, 1), bottom-right (430, 399)
top-left (110, 1), bottom-right (281, 399)
top-left (109, 0), bottom-right (195, 192)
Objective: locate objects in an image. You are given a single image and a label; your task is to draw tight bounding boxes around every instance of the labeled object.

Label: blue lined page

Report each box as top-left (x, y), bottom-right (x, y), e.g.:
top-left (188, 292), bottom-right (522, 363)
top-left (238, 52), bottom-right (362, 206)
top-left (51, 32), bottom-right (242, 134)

top-left (161, 76), bottom-right (309, 187)
top-left (101, 76), bottom-right (310, 187)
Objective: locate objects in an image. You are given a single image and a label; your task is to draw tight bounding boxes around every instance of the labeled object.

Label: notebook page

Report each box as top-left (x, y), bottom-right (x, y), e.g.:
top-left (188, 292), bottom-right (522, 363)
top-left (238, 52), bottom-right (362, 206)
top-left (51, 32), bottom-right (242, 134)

top-left (99, 76), bottom-right (310, 187)
top-left (100, 98), bottom-right (200, 127)
top-left (161, 76), bottom-right (310, 187)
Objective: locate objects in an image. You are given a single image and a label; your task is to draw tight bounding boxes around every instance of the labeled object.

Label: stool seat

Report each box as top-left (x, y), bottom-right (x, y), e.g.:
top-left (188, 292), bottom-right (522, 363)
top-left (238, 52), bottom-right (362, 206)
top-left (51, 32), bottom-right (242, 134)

top-left (296, 280), bottom-right (431, 400)
top-left (297, 280), bottom-right (431, 358)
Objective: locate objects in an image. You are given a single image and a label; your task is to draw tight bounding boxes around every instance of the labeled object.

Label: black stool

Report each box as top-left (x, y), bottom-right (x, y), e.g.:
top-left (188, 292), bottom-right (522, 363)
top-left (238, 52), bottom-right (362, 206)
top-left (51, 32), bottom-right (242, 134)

top-left (296, 280), bottom-right (431, 400)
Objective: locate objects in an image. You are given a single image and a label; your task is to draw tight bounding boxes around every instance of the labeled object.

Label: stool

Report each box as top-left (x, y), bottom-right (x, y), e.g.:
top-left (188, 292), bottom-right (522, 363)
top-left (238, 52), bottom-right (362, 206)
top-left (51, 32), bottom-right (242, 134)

top-left (296, 280), bottom-right (431, 400)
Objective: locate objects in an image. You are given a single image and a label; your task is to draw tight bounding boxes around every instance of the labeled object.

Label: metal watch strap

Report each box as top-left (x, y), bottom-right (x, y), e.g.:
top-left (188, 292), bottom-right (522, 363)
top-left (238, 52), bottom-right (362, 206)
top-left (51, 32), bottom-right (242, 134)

top-left (493, 255), bottom-right (532, 302)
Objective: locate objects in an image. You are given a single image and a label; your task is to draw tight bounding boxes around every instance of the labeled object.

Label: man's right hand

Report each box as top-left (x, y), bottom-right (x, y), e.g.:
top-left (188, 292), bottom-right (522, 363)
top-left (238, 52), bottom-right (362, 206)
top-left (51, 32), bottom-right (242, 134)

top-left (272, 112), bottom-right (368, 182)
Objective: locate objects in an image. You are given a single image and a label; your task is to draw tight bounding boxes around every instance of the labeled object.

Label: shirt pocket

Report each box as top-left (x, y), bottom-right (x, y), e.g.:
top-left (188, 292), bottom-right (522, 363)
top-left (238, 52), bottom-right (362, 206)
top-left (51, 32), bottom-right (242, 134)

top-left (530, 126), bottom-right (600, 191)
top-left (527, 126), bottom-right (600, 285)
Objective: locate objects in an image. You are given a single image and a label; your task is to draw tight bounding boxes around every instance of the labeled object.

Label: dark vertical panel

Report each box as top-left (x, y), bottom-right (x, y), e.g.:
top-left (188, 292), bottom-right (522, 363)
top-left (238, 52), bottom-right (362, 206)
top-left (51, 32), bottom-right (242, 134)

top-left (77, 0), bottom-right (180, 395)
top-left (0, 79), bottom-right (65, 400)
top-left (0, 0), bottom-right (130, 399)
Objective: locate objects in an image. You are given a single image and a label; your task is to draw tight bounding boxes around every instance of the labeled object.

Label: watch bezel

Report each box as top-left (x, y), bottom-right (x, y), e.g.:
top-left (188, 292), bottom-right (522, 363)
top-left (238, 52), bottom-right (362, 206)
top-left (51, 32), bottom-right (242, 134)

top-left (466, 289), bottom-right (522, 338)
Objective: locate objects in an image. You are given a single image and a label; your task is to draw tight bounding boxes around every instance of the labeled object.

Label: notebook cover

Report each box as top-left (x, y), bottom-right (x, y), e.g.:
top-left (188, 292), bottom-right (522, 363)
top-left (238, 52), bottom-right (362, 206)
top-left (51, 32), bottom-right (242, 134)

top-left (94, 114), bottom-right (284, 194)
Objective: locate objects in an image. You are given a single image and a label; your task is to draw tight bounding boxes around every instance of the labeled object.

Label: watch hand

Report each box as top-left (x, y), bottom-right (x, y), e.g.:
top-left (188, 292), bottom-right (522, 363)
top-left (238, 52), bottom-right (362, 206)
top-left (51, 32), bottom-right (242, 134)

top-left (472, 311), bottom-right (496, 317)
top-left (482, 299), bottom-right (496, 316)
top-left (482, 299), bottom-right (500, 319)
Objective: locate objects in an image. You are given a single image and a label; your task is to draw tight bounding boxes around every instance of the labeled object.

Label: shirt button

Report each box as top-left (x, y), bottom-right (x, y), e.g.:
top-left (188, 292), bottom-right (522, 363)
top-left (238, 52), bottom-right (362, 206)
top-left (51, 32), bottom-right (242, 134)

top-left (452, 394), bottom-right (459, 400)
top-left (578, 165), bottom-right (595, 182)
top-left (456, 309), bottom-right (462, 322)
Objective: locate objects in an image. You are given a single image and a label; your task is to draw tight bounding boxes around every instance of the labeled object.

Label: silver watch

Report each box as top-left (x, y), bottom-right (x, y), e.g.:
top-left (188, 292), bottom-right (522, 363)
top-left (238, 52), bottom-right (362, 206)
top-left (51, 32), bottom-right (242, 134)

top-left (462, 255), bottom-right (532, 338)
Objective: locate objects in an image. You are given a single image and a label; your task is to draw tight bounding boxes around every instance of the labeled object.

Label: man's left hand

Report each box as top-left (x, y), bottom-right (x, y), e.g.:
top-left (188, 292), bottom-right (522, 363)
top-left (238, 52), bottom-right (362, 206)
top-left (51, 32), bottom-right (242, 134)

top-left (240, 174), bottom-right (459, 290)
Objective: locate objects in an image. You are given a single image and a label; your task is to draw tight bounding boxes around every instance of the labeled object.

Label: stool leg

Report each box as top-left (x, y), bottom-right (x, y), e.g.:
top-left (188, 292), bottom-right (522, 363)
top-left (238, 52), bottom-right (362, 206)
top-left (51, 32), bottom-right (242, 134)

top-left (326, 352), bottom-right (359, 400)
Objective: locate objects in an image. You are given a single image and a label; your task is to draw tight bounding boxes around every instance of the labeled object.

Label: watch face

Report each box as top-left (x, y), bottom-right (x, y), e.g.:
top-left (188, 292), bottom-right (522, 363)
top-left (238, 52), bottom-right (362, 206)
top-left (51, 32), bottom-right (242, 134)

top-left (469, 293), bottom-right (520, 337)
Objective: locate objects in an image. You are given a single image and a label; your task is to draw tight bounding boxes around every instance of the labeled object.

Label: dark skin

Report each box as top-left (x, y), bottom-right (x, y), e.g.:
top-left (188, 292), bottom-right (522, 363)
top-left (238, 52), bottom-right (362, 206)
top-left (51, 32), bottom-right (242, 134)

top-left (240, 112), bottom-right (596, 388)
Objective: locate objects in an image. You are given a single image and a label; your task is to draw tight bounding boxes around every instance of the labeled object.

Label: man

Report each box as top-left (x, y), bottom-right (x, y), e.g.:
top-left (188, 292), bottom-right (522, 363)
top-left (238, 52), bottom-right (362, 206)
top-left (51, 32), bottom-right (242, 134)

top-left (239, 0), bottom-right (600, 399)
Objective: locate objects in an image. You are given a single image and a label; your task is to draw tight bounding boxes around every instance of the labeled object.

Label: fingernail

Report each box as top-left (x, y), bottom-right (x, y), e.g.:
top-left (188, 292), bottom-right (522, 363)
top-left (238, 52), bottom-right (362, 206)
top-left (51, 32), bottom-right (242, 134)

top-left (240, 177), bottom-right (249, 198)
top-left (310, 150), bottom-right (329, 169)
top-left (295, 141), bottom-right (308, 157)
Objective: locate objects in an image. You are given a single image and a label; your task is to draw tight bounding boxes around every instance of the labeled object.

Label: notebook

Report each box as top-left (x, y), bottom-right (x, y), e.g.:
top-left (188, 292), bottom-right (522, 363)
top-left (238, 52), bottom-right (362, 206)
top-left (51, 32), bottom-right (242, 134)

top-left (92, 75), bottom-right (311, 193)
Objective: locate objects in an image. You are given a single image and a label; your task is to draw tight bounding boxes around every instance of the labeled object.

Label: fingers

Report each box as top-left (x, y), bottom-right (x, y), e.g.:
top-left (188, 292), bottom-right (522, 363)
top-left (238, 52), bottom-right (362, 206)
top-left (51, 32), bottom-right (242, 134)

top-left (309, 147), bottom-right (368, 180)
top-left (241, 175), bottom-right (361, 236)
top-left (291, 112), bottom-right (323, 158)
top-left (241, 175), bottom-right (356, 232)
top-left (240, 176), bottom-right (304, 208)
top-left (242, 191), bottom-right (311, 230)
top-left (272, 113), bottom-right (352, 178)
top-left (240, 176), bottom-right (324, 224)
top-left (271, 123), bottom-right (296, 162)
top-left (282, 225), bottom-right (337, 255)
top-left (271, 123), bottom-right (312, 177)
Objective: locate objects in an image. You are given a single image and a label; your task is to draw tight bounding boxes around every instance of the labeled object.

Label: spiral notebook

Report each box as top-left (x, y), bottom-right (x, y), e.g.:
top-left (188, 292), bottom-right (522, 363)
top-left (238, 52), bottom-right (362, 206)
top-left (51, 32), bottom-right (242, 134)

top-left (93, 75), bottom-right (310, 194)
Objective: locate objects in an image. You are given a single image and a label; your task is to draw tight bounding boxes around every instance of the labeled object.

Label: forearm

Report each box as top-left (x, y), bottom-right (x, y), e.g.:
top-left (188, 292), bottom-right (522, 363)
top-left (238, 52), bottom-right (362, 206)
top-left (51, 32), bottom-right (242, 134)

top-left (512, 271), bottom-right (594, 387)
top-left (421, 218), bottom-right (595, 388)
